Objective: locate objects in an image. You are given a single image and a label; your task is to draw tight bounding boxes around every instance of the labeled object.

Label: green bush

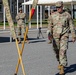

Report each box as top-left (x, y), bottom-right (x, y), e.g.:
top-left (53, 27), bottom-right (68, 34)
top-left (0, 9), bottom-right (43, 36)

top-left (73, 19), bottom-right (76, 26)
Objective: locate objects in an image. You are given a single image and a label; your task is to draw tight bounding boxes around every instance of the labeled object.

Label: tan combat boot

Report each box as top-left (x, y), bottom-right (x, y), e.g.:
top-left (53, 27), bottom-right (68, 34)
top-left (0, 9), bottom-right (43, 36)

top-left (59, 65), bottom-right (64, 75)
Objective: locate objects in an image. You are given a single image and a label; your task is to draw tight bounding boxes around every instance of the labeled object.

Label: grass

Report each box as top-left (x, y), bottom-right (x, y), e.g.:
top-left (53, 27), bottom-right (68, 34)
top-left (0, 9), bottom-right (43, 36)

top-left (73, 19), bottom-right (76, 26)
top-left (0, 19), bottom-right (76, 27)
top-left (0, 19), bottom-right (48, 28)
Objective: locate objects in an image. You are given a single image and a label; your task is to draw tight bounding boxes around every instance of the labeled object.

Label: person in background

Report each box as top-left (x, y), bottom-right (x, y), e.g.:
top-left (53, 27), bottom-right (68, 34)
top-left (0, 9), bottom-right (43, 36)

top-left (16, 8), bottom-right (26, 44)
top-left (48, 1), bottom-right (76, 75)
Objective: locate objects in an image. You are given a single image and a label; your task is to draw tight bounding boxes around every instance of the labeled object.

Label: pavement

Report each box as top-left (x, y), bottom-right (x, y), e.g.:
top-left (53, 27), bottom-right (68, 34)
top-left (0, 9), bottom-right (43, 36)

top-left (0, 28), bottom-right (76, 75)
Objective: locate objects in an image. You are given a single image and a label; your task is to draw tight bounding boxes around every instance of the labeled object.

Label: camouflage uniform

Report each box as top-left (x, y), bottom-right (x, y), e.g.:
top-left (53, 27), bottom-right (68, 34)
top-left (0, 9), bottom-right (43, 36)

top-left (16, 8), bottom-right (26, 42)
top-left (48, 2), bottom-right (76, 67)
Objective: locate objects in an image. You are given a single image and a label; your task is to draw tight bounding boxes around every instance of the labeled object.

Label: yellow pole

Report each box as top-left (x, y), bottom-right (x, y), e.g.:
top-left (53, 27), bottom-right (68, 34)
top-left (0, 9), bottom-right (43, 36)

top-left (2, 0), bottom-right (28, 75)
top-left (3, 0), bottom-right (38, 75)
top-left (15, 27), bottom-right (28, 74)
top-left (16, 39), bottom-right (26, 75)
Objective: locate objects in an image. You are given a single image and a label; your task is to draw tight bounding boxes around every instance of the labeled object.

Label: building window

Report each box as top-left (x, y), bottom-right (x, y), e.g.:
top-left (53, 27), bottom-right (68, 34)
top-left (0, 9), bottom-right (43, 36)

top-left (0, 4), bottom-right (3, 12)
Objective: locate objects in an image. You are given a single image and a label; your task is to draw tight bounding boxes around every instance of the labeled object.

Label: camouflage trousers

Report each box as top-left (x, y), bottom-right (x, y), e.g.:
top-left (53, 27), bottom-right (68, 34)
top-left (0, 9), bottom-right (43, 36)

top-left (17, 24), bottom-right (26, 41)
top-left (52, 34), bottom-right (69, 66)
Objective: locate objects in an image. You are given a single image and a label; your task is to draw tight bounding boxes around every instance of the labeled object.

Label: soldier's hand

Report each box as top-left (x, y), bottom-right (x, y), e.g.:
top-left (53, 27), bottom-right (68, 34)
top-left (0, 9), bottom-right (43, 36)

top-left (72, 37), bottom-right (76, 43)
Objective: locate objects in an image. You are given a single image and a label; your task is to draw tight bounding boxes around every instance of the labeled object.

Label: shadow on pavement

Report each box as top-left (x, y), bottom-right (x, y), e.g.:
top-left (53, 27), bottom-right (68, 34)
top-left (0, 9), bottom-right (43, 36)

top-left (28, 38), bottom-right (46, 43)
top-left (64, 64), bottom-right (76, 74)
top-left (68, 40), bottom-right (73, 42)
top-left (0, 37), bottom-right (46, 43)
top-left (0, 37), bottom-right (10, 43)
top-left (55, 64), bottom-right (76, 75)
top-left (28, 38), bottom-right (38, 40)
top-left (30, 40), bottom-right (46, 43)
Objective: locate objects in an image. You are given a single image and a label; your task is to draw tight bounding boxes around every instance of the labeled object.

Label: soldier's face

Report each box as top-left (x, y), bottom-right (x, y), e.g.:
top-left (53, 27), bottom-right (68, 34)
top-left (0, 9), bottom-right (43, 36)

top-left (20, 10), bottom-right (22, 13)
top-left (57, 6), bottom-right (63, 13)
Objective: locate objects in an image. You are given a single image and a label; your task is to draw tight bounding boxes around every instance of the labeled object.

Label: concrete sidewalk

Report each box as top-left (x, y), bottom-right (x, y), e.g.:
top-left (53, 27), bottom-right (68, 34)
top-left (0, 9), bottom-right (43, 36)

top-left (0, 29), bottom-right (76, 75)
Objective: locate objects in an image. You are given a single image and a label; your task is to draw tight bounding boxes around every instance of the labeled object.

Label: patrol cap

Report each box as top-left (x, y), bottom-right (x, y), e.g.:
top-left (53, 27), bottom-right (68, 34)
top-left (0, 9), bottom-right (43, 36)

top-left (56, 1), bottom-right (63, 8)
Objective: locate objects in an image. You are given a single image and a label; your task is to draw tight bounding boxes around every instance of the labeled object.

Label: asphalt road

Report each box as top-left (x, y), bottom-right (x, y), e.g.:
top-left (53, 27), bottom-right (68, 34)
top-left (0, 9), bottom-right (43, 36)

top-left (0, 28), bottom-right (76, 75)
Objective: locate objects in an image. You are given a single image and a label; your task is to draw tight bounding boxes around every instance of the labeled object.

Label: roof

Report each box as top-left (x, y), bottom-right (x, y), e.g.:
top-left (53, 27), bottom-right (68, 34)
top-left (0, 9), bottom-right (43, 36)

top-left (22, 0), bottom-right (76, 5)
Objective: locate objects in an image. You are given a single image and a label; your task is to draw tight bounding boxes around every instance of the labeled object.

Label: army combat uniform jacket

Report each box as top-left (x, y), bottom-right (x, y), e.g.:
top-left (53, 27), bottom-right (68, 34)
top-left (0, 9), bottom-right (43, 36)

top-left (48, 11), bottom-right (76, 39)
top-left (16, 12), bottom-right (26, 26)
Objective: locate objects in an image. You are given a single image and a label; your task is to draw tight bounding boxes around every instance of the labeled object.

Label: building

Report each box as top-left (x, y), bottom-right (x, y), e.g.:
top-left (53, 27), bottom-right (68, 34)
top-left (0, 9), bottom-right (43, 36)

top-left (0, 0), bottom-right (76, 23)
top-left (0, 0), bottom-right (46, 23)
top-left (0, 0), bottom-right (28, 22)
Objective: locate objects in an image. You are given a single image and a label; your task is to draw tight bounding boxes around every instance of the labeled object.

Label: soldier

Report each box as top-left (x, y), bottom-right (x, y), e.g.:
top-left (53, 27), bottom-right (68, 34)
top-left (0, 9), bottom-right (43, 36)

top-left (48, 1), bottom-right (76, 75)
top-left (16, 8), bottom-right (26, 44)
